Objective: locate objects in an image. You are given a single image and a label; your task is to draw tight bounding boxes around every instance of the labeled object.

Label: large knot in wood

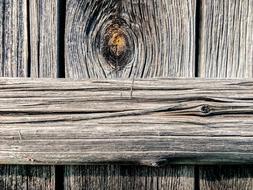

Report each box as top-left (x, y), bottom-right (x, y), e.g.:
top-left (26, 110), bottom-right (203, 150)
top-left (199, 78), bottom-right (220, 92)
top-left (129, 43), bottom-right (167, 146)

top-left (101, 18), bottom-right (133, 71)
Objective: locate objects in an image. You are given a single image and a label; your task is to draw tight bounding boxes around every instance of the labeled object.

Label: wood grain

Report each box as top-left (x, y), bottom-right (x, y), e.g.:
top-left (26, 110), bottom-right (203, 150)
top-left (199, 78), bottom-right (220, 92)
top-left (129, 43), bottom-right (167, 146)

top-left (0, 78), bottom-right (252, 165)
top-left (200, 166), bottom-right (253, 190)
top-left (29, 0), bottom-right (58, 78)
top-left (199, 0), bottom-right (253, 189)
top-left (199, 0), bottom-right (253, 78)
top-left (0, 1), bottom-right (56, 188)
top-left (65, 0), bottom-right (195, 189)
top-left (65, 0), bottom-right (195, 78)
top-left (29, 1), bottom-right (59, 188)
top-left (0, 0), bottom-right (28, 77)
top-left (64, 165), bottom-right (194, 190)
top-left (0, 165), bottom-right (55, 190)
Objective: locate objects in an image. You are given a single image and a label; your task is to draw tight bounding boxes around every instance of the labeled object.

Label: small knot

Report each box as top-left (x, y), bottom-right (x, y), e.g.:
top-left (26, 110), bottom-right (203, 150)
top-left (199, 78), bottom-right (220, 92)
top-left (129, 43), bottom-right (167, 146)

top-left (108, 30), bottom-right (127, 57)
top-left (101, 18), bottom-right (133, 71)
top-left (201, 105), bottom-right (211, 114)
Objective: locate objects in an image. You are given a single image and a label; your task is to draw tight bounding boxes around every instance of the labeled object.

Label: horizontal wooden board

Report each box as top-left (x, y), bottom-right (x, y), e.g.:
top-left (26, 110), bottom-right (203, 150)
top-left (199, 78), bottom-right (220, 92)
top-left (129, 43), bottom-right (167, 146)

top-left (0, 78), bottom-right (253, 165)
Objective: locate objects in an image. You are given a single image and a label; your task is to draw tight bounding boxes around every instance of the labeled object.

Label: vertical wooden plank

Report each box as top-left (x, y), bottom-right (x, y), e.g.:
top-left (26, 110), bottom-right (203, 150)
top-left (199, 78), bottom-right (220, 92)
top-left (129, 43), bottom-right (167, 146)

top-left (0, 166), bottom-right (55, 190)
top-left (0, 0), bottom-right (28, 77)
top-left (29, 0), bottom-right (58, 78)
top-left (65, 165), bottom-right (194, 190)
top-left (199, 0), bottom-right (253, 78)
top-left (200, 166), bottom-right (253, 190)
top-left (0, 166), bottom-right (27, 190)
top-left (0, 0), bottom-right (56, 189)
top-left (65, 0), bottom-right (195, 79)
top-left (199, 0), bottom-right (253, 189)
top-left (65, 0), bottom-right (195, 189)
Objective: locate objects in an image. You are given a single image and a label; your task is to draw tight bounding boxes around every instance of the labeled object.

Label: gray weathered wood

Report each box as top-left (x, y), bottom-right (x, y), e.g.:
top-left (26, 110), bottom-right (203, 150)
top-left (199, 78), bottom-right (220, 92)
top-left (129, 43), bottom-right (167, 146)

top-left (65, 0), bottom-right (195, 78)
top-left (29, 0), bottom-right (58, 78)
top-left (0, 0), bottom-right (28, 77)
top-left (0, 1), bottom-right (56, 188)
top-left (64, 165), bottom-right (194, 190)
top-left (0, 78), bottom-right (252, 165)
top-left (199, 0), bottom-right (253, 78)
top-left (65, 0), bottom-right (195, 188)
top-left (0, 165), bottom-right (55, 190)
top-left (200, 166), bottom-right (253, 190)
top-left (199, 0), bottom-right (253, 188)
top-left (29, 1), bottom-right (59, 188)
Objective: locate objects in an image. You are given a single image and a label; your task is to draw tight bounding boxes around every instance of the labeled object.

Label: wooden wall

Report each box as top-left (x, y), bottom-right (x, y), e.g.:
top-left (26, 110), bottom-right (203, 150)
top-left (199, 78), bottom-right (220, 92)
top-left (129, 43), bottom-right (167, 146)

top-left (0, 0), bottom-right (252, 189)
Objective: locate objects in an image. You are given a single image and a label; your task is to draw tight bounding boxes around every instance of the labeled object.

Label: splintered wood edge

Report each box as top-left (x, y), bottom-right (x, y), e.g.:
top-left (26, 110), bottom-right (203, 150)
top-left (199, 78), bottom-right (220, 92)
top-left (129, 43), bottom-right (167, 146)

top-left (0, 77), bottom-right (253, 165)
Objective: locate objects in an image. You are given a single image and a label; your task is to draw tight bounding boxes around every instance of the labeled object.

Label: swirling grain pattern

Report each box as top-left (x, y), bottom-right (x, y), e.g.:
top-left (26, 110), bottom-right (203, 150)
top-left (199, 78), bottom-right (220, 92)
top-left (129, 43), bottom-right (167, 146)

top-left (65, 0), bottom-right (195, 79)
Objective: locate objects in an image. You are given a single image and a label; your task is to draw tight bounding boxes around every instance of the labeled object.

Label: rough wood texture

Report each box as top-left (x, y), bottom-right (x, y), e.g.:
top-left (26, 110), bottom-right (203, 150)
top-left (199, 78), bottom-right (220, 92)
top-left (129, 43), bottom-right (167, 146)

top-left (29, 0), bottom-right (58, 78)
top-left (0, 165), bottom-right (55, 190)
top-left (65, 0), bottom-right (195, 190)
top-left (200, 166), bottom-right (253, 190)
top-left (65, 0), bottom-right (195, 188)
top-left (65, 0), bottom-right (195, 78)
top-left (0, 1), bottom-right (56, 188)
top-left (64, 165), bottom-right (194, 190)
top-left (28, 1), bottom-right (59, 186)
top-left (199, 0), bottom-right (253, 188)
top-left (199, 0), bottom-right (253, 78)
top-left (0, 78), bottom-right (252, 165)
top-left (0, 0), bottom-right (28, 77)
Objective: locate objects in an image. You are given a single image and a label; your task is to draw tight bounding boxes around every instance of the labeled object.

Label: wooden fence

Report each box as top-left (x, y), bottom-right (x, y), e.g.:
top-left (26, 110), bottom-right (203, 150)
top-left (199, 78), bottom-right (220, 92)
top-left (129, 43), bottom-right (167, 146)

top-left (0, 0), bottom-right (252, 189)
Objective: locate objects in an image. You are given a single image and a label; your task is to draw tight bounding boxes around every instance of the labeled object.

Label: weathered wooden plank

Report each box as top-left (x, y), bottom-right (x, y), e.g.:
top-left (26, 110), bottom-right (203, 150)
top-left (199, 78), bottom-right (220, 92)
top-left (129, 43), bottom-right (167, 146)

top-left (200, 166), bottom-right (253, 190)
top-left (0, 78), bottom-right (252, 165)
top-left (64, 165), bottom-right (194, 190)
top-left (199, 0), bottom-right (253, 78)
top-left (29, 0), bottom-right (58, 78)
top-left (0, 0), bottom-right (28, 77)
top-left (199, 0), bottom-right (253, 188)
top-left (65, 0), bottom-right (195, 78)
top-left (0, 165), bottom-right (55, 190)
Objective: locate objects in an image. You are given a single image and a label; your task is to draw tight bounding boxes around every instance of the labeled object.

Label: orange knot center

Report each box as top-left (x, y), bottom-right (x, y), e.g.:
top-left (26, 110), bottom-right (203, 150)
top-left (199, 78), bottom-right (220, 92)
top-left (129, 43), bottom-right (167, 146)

top-left (108, 32), bottom-right (126, 57)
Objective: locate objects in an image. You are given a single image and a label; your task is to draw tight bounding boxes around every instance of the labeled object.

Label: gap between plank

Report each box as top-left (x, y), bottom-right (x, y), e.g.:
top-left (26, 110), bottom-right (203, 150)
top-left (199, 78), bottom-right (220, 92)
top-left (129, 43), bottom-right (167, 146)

top-left (27, 0), bottom-right (31, 77)
top-left (56, 0), bottom-right (67, 188)
top-left (195, 1), bottom-right (202, 188)
top-left (194, 166), bottom-right (200, 190)
top-left (57, 0), bottom-right (67, 78)
top-left (195, 0), bottom-right (202, 78)
top-left (55, 166), bottom-right (65, 190)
